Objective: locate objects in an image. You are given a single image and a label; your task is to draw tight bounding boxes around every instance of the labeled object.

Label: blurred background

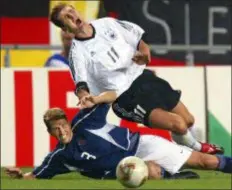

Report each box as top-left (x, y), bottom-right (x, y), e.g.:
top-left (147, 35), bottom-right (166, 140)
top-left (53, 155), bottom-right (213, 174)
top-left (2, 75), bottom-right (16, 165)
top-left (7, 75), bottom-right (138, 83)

top-left (1, 0), bottom-right (231, 168)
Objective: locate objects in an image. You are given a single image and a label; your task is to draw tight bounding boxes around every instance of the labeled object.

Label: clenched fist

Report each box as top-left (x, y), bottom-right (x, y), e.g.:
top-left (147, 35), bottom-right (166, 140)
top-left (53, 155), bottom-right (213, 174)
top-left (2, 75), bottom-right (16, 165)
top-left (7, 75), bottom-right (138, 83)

top-left (132, 51), bottom-right (149, 65)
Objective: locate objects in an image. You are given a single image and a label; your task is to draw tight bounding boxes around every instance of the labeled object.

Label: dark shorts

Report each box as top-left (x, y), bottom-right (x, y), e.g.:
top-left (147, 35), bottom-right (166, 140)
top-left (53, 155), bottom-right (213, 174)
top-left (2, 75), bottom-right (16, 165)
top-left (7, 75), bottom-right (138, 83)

top-left (112, 69), bottom-right (181, 126)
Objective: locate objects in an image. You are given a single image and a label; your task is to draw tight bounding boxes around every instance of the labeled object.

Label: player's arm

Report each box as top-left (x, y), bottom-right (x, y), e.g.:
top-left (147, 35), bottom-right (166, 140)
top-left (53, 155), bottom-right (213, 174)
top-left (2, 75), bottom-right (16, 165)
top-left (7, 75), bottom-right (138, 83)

top-left (90, 91), bottom-right (117, 104)
top-left (5, 152), bottom-right (70, 180)
top-left (4, 167), bottom-right (35, 179)
top-left (78, 91), bottom-right (117, 109)
top-left (69, 43), bottom-right (90, 99)
top-left (132, 40), bottom-right (151, 65)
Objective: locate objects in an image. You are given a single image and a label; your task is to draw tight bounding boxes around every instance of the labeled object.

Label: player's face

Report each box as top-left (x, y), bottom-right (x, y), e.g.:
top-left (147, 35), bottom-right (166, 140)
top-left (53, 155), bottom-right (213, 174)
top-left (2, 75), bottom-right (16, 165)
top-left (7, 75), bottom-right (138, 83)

top-left (49, 119), bottom-right (73, 144)
top-left (59, 5), bottom-right (84, 34)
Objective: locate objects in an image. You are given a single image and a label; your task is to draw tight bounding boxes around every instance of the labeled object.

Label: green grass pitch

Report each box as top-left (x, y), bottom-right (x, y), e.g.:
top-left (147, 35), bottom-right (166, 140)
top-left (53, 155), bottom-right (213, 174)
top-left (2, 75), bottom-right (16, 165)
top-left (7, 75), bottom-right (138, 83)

top-left (1, 168), bottom-right (231, 189)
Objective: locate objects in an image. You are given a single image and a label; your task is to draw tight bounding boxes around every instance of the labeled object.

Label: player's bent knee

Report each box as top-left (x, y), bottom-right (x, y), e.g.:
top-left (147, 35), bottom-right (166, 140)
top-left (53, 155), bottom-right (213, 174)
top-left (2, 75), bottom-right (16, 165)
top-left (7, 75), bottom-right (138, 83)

top-left (186, 114), bottom-right (195, 128)
top-left (148, 109), bottom-right (187, 134)
top-left (145, 161), bottom-right (162, 180)
top-left (172, 116), bottom-right (188, 135)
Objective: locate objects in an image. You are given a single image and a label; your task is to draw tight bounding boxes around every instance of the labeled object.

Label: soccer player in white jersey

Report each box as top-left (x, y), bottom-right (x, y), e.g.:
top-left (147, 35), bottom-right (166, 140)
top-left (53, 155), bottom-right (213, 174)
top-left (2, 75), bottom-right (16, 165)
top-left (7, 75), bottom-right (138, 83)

top-left (50, 3), bottom-right (223, 155)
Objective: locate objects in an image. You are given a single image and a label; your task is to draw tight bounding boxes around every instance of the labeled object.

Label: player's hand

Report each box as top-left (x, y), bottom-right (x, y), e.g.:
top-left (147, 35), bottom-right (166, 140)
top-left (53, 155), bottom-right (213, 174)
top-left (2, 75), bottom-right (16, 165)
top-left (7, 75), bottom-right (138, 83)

top-left (77, 95), bottom-right (97, 109)
top-left (4, 167), bottom-right (23, 179)
top-left (132, 51), bottom-right (149, 65)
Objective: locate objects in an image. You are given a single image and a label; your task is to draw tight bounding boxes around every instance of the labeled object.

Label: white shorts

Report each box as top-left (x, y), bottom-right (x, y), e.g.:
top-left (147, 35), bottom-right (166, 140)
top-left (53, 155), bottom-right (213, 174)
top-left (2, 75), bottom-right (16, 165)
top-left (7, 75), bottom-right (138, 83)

top-left (135, 135), bottom-right (193, 174)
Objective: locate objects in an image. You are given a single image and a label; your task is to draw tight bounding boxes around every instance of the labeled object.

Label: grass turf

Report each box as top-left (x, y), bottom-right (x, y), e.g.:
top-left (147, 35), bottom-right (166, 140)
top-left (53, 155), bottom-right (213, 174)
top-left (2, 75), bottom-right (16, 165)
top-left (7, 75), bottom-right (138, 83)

top-left (1, 168), bottom-right (231, 189)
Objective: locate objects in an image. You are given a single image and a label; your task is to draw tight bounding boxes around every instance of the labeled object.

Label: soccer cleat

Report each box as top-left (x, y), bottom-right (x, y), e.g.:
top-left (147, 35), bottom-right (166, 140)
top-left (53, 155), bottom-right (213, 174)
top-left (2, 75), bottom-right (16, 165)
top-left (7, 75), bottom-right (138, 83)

top-left (200, 143), bottom-right (224, 155)
top-left (165, 171), bottom-right (200, 179)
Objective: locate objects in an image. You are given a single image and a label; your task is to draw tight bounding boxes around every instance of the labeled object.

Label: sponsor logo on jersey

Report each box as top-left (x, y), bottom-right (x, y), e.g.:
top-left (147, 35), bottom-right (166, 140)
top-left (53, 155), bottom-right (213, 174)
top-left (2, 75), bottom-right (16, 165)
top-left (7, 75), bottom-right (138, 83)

top-left (90, 51), bottom-right (96, 57)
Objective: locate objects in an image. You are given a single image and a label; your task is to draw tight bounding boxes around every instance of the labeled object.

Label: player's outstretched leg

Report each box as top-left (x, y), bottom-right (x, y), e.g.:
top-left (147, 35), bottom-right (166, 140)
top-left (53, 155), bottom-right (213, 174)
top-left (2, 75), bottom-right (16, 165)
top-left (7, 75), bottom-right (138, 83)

top-left (148, 105), bottom-right (224, 155)
top-left (145, 161), bottom-right (199, 180)
top-left (185, 151), bottom-right (232, 174)
top-left (135, 134), bottom-right (231, 179)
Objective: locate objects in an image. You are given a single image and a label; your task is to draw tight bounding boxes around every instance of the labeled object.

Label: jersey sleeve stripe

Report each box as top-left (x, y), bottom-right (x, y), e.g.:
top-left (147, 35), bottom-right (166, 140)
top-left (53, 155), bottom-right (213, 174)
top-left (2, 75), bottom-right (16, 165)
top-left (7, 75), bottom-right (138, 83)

top-left (34, 146), bottom-right (66, 177)
top-left (72, 106), bottom-right (99, 131)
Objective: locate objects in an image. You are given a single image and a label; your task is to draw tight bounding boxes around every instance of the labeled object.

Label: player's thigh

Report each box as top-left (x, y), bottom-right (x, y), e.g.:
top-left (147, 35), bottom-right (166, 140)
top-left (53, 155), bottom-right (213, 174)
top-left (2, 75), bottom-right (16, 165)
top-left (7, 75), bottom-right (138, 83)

top-left (148, 108), bottom-right (188, 134)
top-left (184, 151), bottom-right (219, 169)
top-left (171, 101), bottom-right (195, 127)
top-left (113, 70), bottom-right (181, 126)
top-left (138, 76), bottom-right (182, 127)
top-left (135, 135), bottom-right (192, 174)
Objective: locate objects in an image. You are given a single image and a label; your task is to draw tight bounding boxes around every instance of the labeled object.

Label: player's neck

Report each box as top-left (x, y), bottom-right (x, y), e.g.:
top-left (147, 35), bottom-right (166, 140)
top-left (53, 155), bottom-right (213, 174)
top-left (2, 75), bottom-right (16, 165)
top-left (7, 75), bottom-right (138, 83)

top-left (74, 24), bottom-right (95, 40)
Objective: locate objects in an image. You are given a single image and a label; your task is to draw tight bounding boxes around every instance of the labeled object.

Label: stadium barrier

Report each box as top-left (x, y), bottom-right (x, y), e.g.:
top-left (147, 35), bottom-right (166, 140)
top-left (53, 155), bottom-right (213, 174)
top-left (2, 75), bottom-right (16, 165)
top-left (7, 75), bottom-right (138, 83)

top-left (1, 44), bottom-right (231, 67)
top-left (1, 67), bottom-right (231, 167)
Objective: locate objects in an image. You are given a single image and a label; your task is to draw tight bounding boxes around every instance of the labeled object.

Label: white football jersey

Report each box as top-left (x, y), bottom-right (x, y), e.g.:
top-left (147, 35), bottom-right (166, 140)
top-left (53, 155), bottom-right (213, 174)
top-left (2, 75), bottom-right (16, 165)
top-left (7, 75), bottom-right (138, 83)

top-left (69, 17), bottom-right (146, 96)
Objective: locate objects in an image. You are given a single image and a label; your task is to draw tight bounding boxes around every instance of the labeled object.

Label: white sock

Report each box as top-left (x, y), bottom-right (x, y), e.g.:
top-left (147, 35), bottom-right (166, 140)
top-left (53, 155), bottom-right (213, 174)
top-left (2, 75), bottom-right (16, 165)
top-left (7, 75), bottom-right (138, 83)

top-left (172, 130), bottom-right (202, 151)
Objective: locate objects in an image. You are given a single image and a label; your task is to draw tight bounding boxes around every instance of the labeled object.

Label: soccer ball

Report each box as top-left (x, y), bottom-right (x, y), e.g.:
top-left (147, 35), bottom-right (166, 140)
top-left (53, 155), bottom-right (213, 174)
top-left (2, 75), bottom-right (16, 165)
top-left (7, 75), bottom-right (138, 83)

top-left (116, 156), bottom-right (149, 188)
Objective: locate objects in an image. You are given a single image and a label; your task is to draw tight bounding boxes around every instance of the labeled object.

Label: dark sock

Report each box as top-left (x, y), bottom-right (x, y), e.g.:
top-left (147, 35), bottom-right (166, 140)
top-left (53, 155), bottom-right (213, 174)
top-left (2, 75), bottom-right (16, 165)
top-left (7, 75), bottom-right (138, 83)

top-left (161, 167), bottom-right (170, 178)
top-left (216, 155), bottom-right (232, 173)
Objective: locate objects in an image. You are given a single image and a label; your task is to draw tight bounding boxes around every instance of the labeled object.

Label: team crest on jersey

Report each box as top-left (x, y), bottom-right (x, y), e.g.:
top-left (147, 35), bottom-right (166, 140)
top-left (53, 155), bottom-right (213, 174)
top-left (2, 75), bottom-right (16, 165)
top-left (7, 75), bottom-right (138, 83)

top-left (78, 138), bottom-right (86, 146)
top-left (105, 29), bottom-right (117, 40)
top-left (90, 51), bottom-right (96, 57)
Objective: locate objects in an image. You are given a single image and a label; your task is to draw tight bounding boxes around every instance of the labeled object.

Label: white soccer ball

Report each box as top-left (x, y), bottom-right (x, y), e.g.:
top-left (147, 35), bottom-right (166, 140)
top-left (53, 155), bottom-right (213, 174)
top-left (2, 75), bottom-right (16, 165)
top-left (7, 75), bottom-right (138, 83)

top-left (116, 156), bottom-right (149, 188)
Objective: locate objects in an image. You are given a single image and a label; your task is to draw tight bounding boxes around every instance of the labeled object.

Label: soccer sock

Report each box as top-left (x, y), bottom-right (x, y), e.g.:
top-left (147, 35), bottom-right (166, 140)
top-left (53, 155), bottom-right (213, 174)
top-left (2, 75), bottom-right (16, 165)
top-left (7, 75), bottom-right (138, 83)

top-left (216, 155), bottom-right (232, 173)
top-left (171, 130), bottom-right (202, 151)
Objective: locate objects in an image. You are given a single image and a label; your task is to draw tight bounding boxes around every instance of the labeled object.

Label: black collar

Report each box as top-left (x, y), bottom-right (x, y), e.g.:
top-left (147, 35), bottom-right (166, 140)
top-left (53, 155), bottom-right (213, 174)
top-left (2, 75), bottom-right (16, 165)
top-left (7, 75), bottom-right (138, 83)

top-left (74, 24), bottom-right (96, 41)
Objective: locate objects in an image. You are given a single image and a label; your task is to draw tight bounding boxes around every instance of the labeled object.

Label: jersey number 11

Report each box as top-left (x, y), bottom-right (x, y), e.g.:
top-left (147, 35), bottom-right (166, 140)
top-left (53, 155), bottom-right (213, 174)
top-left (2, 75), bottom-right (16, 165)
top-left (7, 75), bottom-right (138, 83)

top-left (107, 47), bottom-right (119, 63)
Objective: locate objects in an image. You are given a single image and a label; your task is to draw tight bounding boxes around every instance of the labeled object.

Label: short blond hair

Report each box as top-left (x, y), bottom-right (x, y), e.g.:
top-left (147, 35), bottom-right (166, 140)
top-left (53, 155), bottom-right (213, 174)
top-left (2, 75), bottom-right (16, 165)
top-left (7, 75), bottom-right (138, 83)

top-left (43, 108), bottom-right (67, 131)
top-left (50, 3), bottom-right (67, 28)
